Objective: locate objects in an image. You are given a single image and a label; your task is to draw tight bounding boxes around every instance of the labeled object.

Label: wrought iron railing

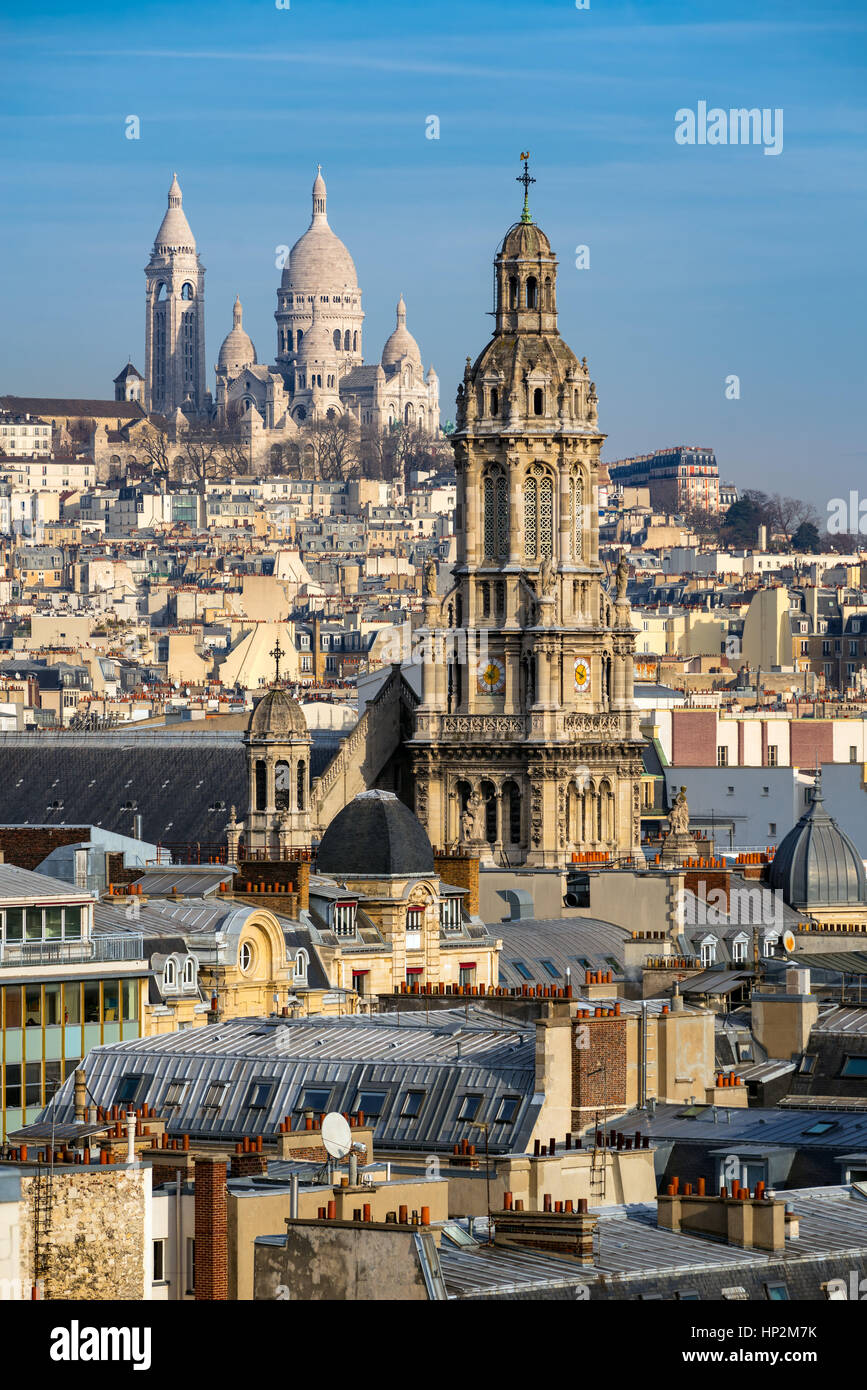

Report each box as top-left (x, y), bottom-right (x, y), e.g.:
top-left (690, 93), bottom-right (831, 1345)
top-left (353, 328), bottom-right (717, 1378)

top-left (0, 933), bottom-right (145, 967)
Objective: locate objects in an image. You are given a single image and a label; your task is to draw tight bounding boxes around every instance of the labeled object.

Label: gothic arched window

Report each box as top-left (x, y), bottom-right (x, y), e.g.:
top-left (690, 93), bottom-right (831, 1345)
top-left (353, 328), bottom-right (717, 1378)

top-left (523, 465), bottom-right (554, 560)
top-left (481, 780), bottom-right (497, 843)
top-left (333, 330), bottom-right (341, 351)
top-left (344, 330), bottom-right (351, 351)
top-left (484, 472), bottom-right (509, 558)
top-left (570, 472), bottom-right (584, 560)
top-left (181, 283), bottom-right (194, 301)
top-left (503, 780), bottom-right (521, 844)
top-left (296, 330), bottom-right (303, 347)
top-left (526, 276), bottom-right (538, 309)
top-left (156, 282), bottom-right (167, 301)
top-left (353, 331), bottom-right (358, 351)
top-left (255, 760), bottom-right (267, 812)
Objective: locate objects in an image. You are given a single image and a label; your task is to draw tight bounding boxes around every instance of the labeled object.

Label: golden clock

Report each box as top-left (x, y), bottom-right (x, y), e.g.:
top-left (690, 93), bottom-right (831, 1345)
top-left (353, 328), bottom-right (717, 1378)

top-left (574, 658), bottom-right (591, 693)
top-left (477, 660), bottom-right (505, 694)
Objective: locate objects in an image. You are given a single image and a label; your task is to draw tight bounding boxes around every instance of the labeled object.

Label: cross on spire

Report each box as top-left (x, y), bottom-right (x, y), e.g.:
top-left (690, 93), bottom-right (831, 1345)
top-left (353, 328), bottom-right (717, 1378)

top-left (270, 638), bottom-right (285, 684)
top-left (517, 151), bottom-right (535, 224)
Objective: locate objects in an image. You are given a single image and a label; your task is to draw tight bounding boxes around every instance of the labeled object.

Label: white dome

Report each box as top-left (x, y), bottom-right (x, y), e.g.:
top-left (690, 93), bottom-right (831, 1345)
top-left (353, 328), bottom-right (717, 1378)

top-left (382, 295), bottom-right (422, 368)
top-left (217, 297), bottom-right (257, 374)
top-left (281, 168), bottom-right (358, 291)
top-left (153, 173), bottom-right (197, 254)
top-left (297, 301), bottom-right (338, 362)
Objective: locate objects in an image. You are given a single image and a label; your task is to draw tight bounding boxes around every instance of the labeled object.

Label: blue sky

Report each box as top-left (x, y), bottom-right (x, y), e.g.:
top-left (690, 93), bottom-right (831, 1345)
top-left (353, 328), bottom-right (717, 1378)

top-left (1, 0), bottom-right (865, 507)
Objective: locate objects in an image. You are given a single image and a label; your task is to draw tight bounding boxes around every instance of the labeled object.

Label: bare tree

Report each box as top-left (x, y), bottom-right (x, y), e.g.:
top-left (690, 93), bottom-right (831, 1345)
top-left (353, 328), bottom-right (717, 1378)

top-left (771, 494), bottom-right (818, 542)
top-left (174, 421), bottom-right (251, 492)
top-left (138, 423), bottom-right (172, 482)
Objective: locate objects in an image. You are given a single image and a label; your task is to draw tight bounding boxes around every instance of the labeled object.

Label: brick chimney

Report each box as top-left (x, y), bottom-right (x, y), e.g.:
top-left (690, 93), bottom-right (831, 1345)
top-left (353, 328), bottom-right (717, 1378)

top-left (194, 1156), bottom-right (228, 1300)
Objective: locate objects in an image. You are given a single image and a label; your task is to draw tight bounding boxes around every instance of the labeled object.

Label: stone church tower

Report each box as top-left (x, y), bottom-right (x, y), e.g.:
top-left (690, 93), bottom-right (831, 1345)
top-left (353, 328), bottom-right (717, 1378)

top-left (228, 681), bottom-right (312, 860)
top-left (144, 174), bottom-right (206, 415)
top-left (409, 170), bottom-right (644, 868)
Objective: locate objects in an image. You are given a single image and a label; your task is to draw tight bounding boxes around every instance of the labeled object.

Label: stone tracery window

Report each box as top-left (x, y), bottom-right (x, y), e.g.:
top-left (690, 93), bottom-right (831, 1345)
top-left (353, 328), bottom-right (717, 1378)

top-left (570, 471), bottom-right (584, 560)
top-left (483, 471), bottom-right (509, 559)
top-left (523, 464), bottom-right (554, 560)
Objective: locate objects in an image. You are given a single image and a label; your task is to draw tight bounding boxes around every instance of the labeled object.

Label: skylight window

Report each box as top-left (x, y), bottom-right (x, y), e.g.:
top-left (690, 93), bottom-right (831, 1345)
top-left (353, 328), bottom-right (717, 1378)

top-left (513, 961), bottom-right (533, 981)
top-left (457, 1094), bottom-right (482, 1121)
top-left (539, 960), bottom-right (560, 980)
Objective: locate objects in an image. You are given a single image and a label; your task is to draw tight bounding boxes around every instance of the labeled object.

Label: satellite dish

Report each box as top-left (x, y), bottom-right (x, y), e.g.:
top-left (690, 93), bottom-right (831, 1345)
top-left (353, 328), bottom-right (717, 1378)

top-left (321, 1112), bottom-right (352, 1160)
top-left (782, 929), bottom-right (796, 954)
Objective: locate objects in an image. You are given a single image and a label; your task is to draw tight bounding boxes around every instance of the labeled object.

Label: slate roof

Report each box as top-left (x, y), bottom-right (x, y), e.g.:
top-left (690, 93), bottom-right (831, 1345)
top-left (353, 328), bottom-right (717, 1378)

top-left (494, 917), bottom-right (630, 988)
top-left (0, 729), bottom-right (341, 846)
top-left (40, 1010), bottom-right (540, 1155)
top-left (0, 395), bottom-right (147, 421)
top-left (317, 790), bottom-right (434, 878)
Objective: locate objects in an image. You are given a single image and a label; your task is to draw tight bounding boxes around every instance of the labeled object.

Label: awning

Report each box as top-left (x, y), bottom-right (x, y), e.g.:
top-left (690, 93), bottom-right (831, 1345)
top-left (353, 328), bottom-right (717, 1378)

top-left (406, 967), bottom-right (423, 975)
top-left (459, 962), bottom-right (477, 969)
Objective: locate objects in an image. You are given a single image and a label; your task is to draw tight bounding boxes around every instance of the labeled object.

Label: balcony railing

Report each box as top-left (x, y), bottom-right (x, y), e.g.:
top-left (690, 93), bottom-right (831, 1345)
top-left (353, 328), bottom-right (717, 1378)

top-left (0, 934), bottom-right (145, 967)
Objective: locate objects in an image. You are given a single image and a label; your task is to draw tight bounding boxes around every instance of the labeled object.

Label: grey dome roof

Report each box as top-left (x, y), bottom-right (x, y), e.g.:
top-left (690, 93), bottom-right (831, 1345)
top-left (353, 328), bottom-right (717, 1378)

top-left (247, 686), bottom-right (309, 739)
top-left (768, 772), bottom-right (867, 910)
top-left (317, 790), bottom-right (434, 877)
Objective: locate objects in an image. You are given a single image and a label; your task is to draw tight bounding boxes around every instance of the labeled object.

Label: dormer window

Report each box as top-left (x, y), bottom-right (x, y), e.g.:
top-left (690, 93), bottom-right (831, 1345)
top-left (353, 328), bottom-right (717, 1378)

top-left (731, 934), bottom-right (749, 964)
top-left (295, 948), bottom-right (309, 984)
top-left (699, 937), bottom-right (717, 968)
top-left (439, 897), bottom-right (462, 932)
top-left (332, 901), bottom-right (357, 937)
top-left (163, 958), bottom-right (177, 989)
top-left (182, 957), bottom-right (196, 987)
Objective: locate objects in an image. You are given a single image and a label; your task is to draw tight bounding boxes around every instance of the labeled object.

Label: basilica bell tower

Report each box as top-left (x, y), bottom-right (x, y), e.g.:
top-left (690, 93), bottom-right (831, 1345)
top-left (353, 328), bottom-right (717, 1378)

top-left (408, 159), bottom-right (644, 868)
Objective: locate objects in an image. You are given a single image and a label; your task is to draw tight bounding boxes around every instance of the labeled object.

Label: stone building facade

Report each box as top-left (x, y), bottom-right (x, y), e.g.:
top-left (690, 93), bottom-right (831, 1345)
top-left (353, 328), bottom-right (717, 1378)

top-left (408, 196), bottom-right (644, 867)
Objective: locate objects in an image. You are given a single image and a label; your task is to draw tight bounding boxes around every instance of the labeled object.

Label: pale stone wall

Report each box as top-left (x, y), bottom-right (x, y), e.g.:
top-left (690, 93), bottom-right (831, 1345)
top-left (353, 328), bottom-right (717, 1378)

top-left (18, 1166), bottom-right (150, 1300)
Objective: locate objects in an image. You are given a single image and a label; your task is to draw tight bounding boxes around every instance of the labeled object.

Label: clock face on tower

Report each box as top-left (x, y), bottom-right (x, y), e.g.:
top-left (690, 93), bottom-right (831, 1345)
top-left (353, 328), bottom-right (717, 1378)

top-left (574, 658), bottom-right (591, 693)
top-left (477, 660), bottom-right (506, 694)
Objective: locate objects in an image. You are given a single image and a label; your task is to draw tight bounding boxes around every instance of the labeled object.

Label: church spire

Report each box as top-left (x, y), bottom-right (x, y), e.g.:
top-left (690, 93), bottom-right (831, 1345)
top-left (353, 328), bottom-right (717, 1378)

top-left (233, 295), bottom-right (243, 329)
top-left (312, 164), bottom-right (327, 222)
top-left (517, 151), bottom-right (535, 224)
top-left (168, 171), bottom-right (182, 209)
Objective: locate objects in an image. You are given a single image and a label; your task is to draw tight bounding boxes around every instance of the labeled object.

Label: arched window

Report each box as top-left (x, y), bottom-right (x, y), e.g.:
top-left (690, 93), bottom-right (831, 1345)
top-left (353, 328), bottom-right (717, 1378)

top-left (239, 942), bottom-right (254, 973)
top-left (508, 276), bottom-right (518, 309)
top-left (483, 475), bottom-right (495, 557)
top-left (490, 387), bottom-right (499, 417)
top-left (333, 330), bottom-right (341, 351)
top-left (296, 329), bottom-right (303, 347)
top-left (481, 780), bottom-right (497, 843)
top-left (570, 472), bottom-right (584, 559)
top-left (526, 276), bottom-right (538, 309)
top-left (485, 471), bottom-right (509, 558)
top-left (295, 948), bottom-right (309, 983)
top-left (353, 331), bottom-right (358, 351)
top-left (286, 330), bottom-right (293, 351)
top-left (404, 403), bottom-right (413, 424)
top-left (533, 387), bottom-right (544, 416)
top-left (544, 275), bottom-right (552, 308)
top-left (181, 283), bottom-right (194, 301)
top-left (297, 759), bottom-right (306, 811)
top-left (344, 330), bottom-right (351, 351)
top-left (503, 780), bottom-right (521, 844)
top-left (275, 760), bottom-right (291, 810)
top-left (405, 366), bottom-right (413, 387)
top-left (156, 282), bottom-right (167, 301)
top-left (182, 957), bottom-right (196, 987)
top-left (255, 759), bottom-right (267, 811)
top-left (163, 958), bottom-right (177, 989)
top-left (523, 465), bottom-right (554, 560)
top-left (480, 581), bottom-right (491, 618)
